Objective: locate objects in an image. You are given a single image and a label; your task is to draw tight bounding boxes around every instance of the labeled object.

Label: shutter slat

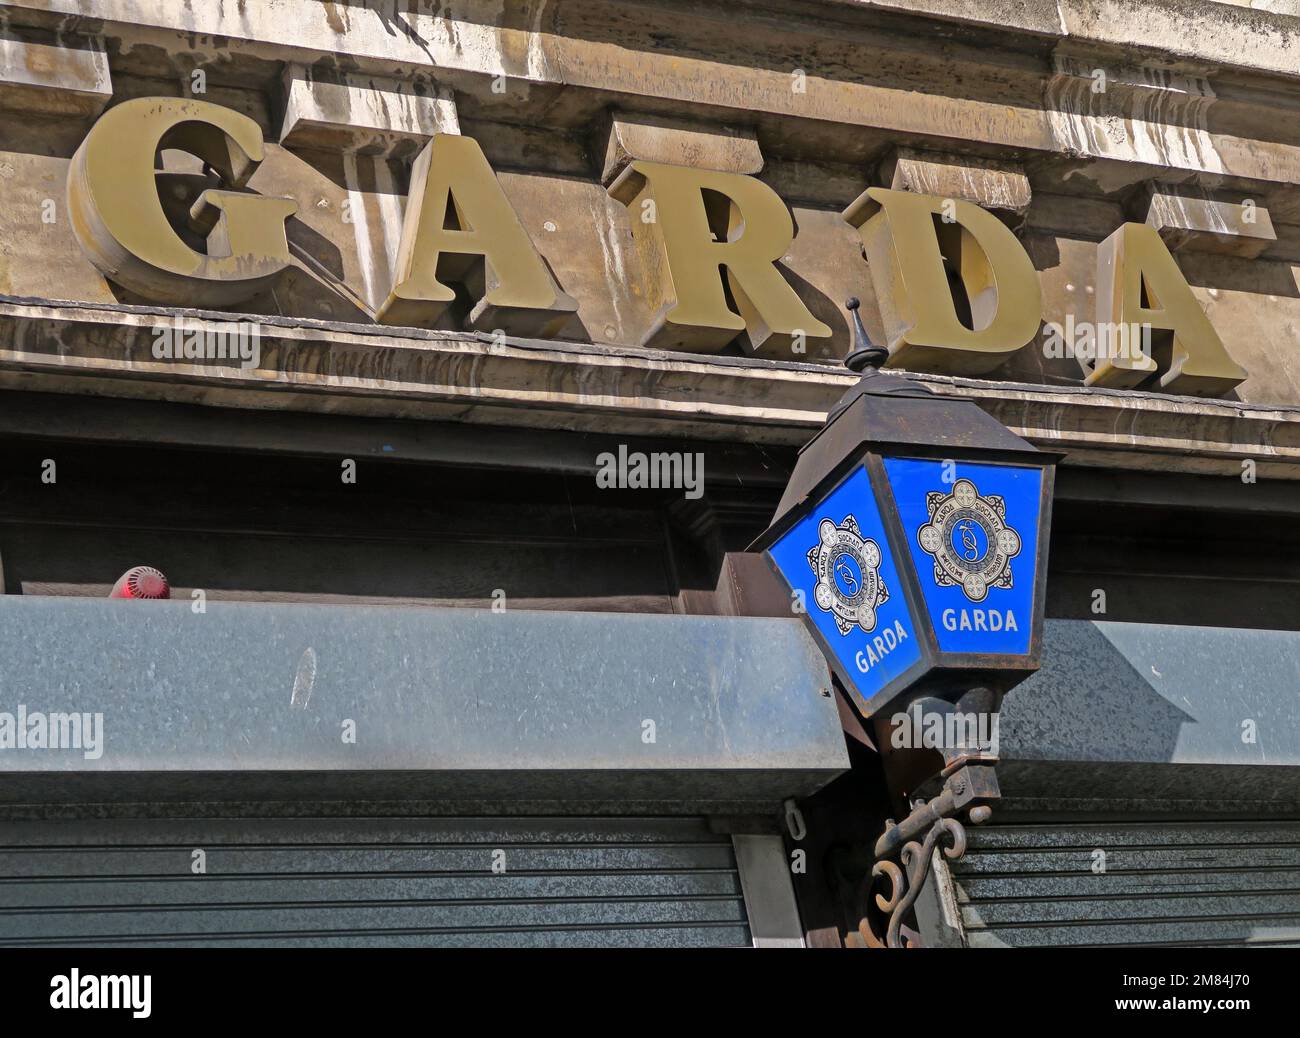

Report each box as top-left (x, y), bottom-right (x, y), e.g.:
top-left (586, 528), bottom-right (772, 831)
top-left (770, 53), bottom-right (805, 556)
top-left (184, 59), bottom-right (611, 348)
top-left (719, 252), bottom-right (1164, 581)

top-left (17, 924), bottom-right (755, 949)
top-left (0, 844), bottom-right (740, 877)
top-left (0, 871), bottom-right (744, 909)
top-left (0, 816), bottom-right (751, 948)
top-left (948, 817), bottom-right (1300, 948)
top-left (960, 868), bottom-right (1300, 899)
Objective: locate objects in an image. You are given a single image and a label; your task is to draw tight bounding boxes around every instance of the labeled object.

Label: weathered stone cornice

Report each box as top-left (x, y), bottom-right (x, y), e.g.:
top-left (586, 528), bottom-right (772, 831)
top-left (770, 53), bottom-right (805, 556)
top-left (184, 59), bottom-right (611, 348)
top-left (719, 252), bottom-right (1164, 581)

top-left (13, 0), bottom-right (1298, 82)
top-left (4, 0), bottom-right (1300, 199)
top-left (824, 0), bottom-right (1300, 82)
top-left (1, 298), bottom-right (1297, 478)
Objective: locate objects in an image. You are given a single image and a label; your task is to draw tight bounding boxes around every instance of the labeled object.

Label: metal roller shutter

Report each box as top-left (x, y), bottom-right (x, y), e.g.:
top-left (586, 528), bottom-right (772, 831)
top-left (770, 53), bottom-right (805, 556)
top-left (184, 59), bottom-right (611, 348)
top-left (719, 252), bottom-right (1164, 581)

top-left (0, 816), bottom-right (752, 948)
top-left (946, 818), bottom-right (1300, 948)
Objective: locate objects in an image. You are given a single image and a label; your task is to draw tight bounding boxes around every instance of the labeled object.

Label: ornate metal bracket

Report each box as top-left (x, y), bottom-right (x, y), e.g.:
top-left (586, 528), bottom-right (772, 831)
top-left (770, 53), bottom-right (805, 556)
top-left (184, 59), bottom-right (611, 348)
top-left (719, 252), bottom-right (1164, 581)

top-left (848, 689), bottom-right (1003, 948)
top-left (866, 814), bottom-right (965, 948)
top-left (852, 761), bottom-right (997, 947)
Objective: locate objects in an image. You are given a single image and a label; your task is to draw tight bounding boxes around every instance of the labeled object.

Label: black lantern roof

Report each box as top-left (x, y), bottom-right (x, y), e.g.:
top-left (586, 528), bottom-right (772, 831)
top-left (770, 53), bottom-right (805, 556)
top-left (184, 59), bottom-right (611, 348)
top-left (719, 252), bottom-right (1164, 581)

top-left (752, 298), bottom-right (1050, 554)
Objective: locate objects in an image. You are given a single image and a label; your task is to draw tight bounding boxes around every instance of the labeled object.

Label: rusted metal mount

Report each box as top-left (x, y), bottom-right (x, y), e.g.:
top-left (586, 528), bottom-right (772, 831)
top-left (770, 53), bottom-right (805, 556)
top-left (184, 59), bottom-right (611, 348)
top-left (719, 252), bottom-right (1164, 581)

top-left (850, 756), bottom-right (1000, 948)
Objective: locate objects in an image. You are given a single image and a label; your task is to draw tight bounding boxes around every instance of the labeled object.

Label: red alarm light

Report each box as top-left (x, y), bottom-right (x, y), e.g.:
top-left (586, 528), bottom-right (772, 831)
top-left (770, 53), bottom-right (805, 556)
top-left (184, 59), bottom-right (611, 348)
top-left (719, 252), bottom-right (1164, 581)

top-left (108, 566), bottom-right (171, 600)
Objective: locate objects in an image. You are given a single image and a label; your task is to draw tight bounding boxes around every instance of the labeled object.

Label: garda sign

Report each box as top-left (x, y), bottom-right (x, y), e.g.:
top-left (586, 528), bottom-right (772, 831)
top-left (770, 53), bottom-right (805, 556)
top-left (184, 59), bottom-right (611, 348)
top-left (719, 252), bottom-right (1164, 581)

top-left (62, 97), bottom-right (1248, 397)
top-left (884, 458), bottom-right (1042, 656)
top-left (760, 449), bottom-right (1052, 718)
top-left (768, 466), bottom-right (923, 701)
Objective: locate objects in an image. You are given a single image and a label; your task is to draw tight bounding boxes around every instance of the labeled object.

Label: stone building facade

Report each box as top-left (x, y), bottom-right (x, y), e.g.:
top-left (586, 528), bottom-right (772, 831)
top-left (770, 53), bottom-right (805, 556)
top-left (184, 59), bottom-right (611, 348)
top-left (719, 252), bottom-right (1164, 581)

top-left (0, 1), bottom-right (1298, 948)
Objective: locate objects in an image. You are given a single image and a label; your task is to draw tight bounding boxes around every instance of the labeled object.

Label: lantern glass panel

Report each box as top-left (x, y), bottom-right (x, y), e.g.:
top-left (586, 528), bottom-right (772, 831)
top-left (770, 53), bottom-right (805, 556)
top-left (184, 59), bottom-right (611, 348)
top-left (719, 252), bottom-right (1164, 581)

top-left (767, 464), bottom-right (922, 702)
top-left (882, 457), bottom-right (1044, 656)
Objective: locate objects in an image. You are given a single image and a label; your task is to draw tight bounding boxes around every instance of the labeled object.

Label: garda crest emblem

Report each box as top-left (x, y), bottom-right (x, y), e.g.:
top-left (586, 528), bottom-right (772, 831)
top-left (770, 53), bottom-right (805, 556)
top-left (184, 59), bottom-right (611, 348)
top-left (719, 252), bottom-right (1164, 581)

top-left (807, 515), bottom-right (889, 635)
top-left (916, 478), bottom-right (1021, 603)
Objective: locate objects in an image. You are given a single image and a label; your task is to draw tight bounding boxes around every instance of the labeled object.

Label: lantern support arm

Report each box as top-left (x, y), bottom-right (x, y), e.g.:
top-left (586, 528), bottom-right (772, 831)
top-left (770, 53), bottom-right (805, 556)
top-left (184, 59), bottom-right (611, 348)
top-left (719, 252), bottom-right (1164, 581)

top-left (851, 760), bottom-right (998, 948)
top-left (852, 686), bottom-right (1003, 948)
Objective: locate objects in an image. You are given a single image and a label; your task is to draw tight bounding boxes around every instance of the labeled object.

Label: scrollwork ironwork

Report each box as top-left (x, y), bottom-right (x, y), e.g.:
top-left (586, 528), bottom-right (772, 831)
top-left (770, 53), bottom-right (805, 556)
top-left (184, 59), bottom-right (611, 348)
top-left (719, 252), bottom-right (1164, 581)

top-left (849, 759), bottom-right (997, 948)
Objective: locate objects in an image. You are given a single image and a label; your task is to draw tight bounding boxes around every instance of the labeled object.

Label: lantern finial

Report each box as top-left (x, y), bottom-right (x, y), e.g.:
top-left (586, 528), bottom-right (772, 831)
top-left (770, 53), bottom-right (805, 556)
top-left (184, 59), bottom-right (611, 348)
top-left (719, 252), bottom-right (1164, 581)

top-left (843, 297), bottom-right (889, 374)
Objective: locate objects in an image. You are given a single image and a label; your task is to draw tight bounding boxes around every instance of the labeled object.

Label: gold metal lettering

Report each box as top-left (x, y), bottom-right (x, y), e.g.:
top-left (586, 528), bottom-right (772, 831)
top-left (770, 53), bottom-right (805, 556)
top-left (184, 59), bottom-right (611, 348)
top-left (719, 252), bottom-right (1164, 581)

top-left (67, 97), bottom-right (296, 306)
top-left (608, 160), bottom-right (831, 356)
top-left (844, 187), bottom-right (1041, 375)
top-left (378, 133), bottom-right (577, 336)
top-left (1088, 222), bottom-right (1245, 395)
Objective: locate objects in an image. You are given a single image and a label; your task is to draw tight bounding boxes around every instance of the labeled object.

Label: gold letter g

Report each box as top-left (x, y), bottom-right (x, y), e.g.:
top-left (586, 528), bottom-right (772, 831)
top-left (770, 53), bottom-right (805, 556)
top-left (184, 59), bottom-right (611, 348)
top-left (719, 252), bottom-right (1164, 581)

top-left (67, 97), bottom-right (296, 306)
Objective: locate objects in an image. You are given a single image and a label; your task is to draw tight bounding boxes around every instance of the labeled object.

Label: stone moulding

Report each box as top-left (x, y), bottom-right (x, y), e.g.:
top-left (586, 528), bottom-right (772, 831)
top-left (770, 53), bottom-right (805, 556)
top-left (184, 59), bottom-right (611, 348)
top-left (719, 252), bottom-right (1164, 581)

top-left (0, 297), bottom-right (1297, 478)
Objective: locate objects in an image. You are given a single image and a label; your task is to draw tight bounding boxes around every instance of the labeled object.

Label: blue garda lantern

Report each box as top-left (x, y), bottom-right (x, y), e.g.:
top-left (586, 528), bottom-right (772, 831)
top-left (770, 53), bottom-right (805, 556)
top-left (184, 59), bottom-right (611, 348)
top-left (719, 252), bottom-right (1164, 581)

top-left (750, 300), bottom-right (1057, 719)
